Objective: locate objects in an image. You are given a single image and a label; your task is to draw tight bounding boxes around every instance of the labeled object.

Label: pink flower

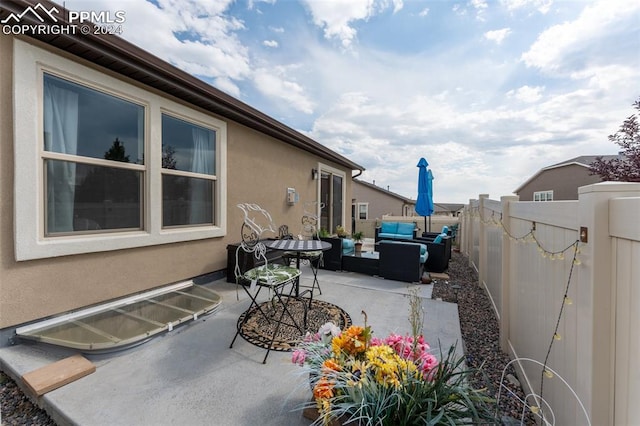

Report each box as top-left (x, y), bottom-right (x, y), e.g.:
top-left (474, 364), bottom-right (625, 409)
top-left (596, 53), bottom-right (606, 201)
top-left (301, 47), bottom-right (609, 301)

top-left (291, 349), bottom-right (306, 366)
top-left (418, 353), bottom-right (439, 379)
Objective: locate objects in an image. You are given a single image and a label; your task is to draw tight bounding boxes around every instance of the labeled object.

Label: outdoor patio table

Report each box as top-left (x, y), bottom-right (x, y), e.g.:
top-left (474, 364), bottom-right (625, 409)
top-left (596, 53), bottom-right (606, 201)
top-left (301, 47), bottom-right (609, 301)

top-left (264, 239), bottom-right (331, 297)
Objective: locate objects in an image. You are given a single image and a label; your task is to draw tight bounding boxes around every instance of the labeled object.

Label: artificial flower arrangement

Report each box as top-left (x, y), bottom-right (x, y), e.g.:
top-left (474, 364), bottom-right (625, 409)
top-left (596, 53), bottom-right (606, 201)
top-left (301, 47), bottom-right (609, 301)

top-left (292, 303), bottom-right (497, 425)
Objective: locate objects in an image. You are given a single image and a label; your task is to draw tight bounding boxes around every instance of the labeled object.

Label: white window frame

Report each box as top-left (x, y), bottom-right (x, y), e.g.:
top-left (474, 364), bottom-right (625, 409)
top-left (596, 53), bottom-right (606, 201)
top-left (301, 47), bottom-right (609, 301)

top-left (533, 190), bottom-right (553, 202)
top-left (13, 39), bottom-right (227, 261)
top-left (356, 202), bottom-right (369, 220)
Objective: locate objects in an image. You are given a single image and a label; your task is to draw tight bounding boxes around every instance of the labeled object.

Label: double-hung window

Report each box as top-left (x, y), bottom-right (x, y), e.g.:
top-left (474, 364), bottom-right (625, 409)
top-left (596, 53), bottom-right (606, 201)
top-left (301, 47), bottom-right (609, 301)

top-left (43, 73), bottom-right (145, 235)
top-left (161, 114), bottom-right (216, 227)
top-left (13, 39), bottom-right (227, 261)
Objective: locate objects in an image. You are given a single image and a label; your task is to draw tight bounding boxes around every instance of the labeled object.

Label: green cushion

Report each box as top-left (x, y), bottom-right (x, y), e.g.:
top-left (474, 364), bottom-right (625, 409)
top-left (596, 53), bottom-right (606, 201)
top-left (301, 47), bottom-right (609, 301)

top-left (243, 264), bottom-right (301, 286)
top-left (299, 250), bottom-right (322, 258)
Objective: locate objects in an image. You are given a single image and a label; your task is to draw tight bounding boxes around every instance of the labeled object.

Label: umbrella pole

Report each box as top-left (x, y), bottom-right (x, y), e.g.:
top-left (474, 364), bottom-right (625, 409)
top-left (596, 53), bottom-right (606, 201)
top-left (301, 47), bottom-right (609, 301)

top-left (424, 216), bottom-right (427, 235)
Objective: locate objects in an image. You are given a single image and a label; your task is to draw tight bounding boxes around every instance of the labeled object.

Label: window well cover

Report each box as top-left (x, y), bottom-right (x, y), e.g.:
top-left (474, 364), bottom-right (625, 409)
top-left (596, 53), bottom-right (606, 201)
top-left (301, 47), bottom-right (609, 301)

top-left (16, 282), bottom-right (221, 353)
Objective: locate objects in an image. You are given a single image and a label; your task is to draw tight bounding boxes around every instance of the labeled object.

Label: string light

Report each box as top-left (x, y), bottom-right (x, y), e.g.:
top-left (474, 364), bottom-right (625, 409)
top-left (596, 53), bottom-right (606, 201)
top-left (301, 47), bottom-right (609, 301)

top-left (466, 204), bottom-right (582, 425)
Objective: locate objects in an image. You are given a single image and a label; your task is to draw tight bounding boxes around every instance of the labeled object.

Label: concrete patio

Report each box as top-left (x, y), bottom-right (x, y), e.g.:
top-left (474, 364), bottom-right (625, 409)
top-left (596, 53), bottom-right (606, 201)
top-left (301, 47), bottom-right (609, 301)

top-left (0, 264), bottom-right (461, 426)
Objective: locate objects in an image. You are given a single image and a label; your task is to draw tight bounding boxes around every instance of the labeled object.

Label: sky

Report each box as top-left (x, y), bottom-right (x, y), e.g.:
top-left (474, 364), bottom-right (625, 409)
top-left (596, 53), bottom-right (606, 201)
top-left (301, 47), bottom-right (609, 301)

top-left (66, 0), bottom-right (640, 203)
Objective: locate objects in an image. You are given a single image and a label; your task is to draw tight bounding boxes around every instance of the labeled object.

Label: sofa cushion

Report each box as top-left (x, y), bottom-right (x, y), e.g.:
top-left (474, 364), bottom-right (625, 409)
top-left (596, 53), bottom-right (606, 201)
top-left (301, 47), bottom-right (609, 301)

top-left (397, 222), bottom-right (415, 236)
top-left (342, 238), bottom-right (355, 255)
top-left (433, 234), bottom-right (442, 243)
top-left (377, 232), bottom-right (400, 240)
top-left (380, 222), bottom-right (398, 234)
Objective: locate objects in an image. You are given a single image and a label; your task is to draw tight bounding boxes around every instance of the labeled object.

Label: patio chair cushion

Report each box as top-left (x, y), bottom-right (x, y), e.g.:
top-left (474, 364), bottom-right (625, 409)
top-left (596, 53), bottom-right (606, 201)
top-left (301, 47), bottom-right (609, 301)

top-left (243, 264), bottom-right (301, 286)
top-left (380, 222), bottom-right (398, 234)
top-left (342, 238), bottom-right (355, 255)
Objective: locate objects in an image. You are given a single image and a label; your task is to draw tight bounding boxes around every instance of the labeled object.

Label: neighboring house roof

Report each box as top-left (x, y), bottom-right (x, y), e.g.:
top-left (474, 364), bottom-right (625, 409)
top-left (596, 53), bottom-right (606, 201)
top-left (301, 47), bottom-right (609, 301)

top-left (353, 179), bottom-right (415, 204)
top-left (514, 155), bottom-right (620, 193)
top-left (434, 203), bottom-right (465, 214)
top-left (0, 0), bottom-right (364, 173)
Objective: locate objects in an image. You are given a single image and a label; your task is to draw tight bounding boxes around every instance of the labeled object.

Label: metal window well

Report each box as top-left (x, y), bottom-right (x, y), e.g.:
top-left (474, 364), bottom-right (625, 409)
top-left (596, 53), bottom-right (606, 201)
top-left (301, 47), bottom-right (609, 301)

top-left (16, 281), bottom-right (222, 353)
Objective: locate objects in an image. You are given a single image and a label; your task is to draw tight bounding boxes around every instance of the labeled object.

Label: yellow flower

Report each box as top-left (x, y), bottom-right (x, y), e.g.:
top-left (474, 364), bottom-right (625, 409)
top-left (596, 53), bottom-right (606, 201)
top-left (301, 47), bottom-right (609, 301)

top-left (332, 325), bottom-right (367, 356)
top-left (365, 345), bottom-right (418, 389)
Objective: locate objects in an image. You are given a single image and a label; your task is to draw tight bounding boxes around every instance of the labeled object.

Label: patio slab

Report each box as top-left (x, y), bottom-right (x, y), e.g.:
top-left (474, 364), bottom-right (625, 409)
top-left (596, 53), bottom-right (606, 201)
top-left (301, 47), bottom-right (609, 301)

top-left (0, 266), bottom-right (461, 426)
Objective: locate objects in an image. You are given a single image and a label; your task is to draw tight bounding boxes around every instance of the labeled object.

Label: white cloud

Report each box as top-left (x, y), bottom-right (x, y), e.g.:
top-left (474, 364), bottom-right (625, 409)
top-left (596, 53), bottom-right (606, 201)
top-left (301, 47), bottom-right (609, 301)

top-left (418, 7), bottom-right (429, 17)
top-left (253, 67), bottom-right (315, 114)
top-left (506, 85), bottom-right (544, 103)
top-left (484, 28), bottom-right (511, 44)
top-left (522, 0), bottom-right (640, 74)
top-left (301, 0), bottom-right (404, 48)
top-left (471, 0), bottom-right (489, 21)
top-left (263, 40), bottom-right (278, 48)
top-left (500, 0), bottom-right (552, 14)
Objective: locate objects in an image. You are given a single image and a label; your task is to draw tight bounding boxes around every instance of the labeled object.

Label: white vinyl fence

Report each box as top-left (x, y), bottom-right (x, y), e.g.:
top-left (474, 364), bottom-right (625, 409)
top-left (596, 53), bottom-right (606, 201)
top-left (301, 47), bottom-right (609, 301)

top-left (458, 182), bottom-right (640, 426)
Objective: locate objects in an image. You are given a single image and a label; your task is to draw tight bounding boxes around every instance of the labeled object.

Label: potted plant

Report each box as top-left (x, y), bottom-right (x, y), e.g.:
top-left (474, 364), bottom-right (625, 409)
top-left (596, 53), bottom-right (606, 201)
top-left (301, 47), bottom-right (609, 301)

top-left (335, 225), bottom-right (348, 238)
top-left (292, 293), bottom-right (498, 425)
top-left (352, 231), bottom-right (364, 253)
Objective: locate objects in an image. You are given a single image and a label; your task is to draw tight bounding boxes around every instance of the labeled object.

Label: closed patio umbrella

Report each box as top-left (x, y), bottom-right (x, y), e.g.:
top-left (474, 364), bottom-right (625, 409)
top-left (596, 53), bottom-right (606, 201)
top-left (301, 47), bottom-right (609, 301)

top-left (416, 157), bottom-right (434, 233)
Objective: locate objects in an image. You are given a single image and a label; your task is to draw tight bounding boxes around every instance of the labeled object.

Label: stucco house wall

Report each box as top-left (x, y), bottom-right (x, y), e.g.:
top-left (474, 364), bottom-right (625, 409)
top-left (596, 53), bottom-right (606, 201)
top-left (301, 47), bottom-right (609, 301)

top-left (352, 179), bottom-right (414, 219)
top-left (516, 161), bottom-right (605, 201)
top-left (0, 19), bottom-right (360, 330)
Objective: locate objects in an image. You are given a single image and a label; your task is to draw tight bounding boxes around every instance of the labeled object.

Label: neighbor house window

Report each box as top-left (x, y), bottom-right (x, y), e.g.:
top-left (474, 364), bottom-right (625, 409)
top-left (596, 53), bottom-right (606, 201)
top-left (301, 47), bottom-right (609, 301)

top-left (161, 114), bottom-right (216, 227)
top-left (533, 190), bottom-right (553, 201)
top-left (357, 203), bottom-right (368, 220)
top-left (43, 73), bottom-right (145, 235)
top-left (13, 40), bottom-right (227, 260)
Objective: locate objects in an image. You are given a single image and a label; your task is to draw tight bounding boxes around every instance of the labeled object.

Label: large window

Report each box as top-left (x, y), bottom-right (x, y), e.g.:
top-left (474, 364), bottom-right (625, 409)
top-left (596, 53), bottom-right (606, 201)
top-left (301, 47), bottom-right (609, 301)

top-left (13, 39), bottom-right (227, 260)
top-left (43, 73), bottom-right (144, 235)
top-left (161, 114), bottom-right (216, 227)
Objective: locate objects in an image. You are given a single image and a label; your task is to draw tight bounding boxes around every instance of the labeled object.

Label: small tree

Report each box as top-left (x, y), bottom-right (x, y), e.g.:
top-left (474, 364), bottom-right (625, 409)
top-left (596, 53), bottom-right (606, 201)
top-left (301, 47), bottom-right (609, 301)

top-left (589, 97), bottom-right (640, 182)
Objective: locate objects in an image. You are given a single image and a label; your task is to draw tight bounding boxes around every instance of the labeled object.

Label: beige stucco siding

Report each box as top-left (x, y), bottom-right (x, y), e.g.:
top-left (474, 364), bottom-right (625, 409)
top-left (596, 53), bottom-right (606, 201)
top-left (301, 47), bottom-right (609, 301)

top-left (0, 34), bottom-right (351, 328)
top-left (517, 164), bottom-right (602, 201)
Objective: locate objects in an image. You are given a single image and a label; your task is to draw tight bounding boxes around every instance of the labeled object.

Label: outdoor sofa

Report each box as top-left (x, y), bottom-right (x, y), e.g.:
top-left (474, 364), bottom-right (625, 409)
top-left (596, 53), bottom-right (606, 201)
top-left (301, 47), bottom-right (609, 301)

top-left (375, 221), bottom-right (418, 242)
top-left (378, 240), bottom-right (427, 282)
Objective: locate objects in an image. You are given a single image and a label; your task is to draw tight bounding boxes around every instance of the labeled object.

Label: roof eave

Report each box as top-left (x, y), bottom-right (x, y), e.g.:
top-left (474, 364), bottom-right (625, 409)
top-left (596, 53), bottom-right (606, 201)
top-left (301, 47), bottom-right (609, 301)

top-left (1, 0), bottom-right (365, 173)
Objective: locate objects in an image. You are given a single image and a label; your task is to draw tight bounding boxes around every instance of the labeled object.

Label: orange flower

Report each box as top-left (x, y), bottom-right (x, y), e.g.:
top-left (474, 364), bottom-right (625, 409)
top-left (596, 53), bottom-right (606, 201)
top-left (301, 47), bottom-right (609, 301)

top-left (322, 358), bottom-right (342, 372)
top-left (313, 376), bottom-right (335, 399)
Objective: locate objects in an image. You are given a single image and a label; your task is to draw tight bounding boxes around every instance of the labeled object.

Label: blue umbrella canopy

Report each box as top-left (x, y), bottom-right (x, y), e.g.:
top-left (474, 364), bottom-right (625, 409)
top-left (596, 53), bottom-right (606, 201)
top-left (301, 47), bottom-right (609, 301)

top-left (416, 158), bottom-right (434, 232)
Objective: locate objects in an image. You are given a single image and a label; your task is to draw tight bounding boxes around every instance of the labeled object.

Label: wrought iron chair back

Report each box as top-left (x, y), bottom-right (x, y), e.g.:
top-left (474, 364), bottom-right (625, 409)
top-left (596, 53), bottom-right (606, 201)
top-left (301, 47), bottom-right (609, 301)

top-left (230, 203), bottom-right (304, 363)
top-left (234, 203), bottom-right (279, 286)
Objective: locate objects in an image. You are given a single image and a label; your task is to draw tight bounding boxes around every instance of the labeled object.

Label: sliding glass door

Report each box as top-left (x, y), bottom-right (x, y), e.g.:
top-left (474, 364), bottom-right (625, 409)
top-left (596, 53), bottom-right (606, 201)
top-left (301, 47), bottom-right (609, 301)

top-left (320, 169), bottom-right (344, 234)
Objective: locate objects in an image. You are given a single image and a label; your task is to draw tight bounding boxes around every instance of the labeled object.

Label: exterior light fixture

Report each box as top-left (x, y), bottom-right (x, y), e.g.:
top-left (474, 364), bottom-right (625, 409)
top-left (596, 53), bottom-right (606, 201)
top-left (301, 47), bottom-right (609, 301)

top-left (311, 168), bottom-right (318, 180)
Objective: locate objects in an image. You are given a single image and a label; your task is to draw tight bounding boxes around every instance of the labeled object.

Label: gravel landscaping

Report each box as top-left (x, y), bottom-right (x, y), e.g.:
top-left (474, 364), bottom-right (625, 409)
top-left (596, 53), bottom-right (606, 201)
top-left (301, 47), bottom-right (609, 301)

top-left (2, 250), bottom-right (533, 425)
top-left (432, 250), bottom-right (535, 425)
